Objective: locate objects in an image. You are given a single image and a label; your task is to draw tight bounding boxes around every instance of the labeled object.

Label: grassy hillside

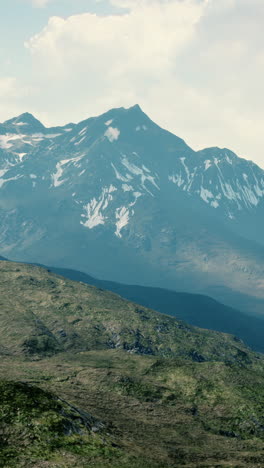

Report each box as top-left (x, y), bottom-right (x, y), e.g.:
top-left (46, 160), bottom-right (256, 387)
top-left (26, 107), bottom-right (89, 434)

top-left (45, 264), bottom-right (264, 353)
top-left (2, 256), bottom-right (264, 352)
top-left (1, 350), bottom-right (264, 467)
top-left (0, 260), bottom-right (256, 362)
top-left (1, 260), bottom-right (264, 467)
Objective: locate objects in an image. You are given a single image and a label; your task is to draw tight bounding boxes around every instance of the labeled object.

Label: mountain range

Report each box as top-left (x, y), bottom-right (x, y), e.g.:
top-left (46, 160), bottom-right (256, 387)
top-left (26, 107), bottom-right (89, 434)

top-left (0, 105), bottom-right (264, 315)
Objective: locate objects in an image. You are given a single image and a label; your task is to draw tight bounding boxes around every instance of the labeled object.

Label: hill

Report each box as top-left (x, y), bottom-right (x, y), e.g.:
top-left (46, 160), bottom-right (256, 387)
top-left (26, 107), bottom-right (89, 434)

top-left (0, 260), bottom-right (256, 362)
top-left (1, 260), bottom-right (264, 466)
top-left (38, 263), bottom-right (264, 353)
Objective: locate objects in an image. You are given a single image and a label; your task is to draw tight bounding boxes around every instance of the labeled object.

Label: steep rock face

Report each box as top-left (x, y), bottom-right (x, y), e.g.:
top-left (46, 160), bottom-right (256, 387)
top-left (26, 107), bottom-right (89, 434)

top-left (0, 105), bottom-right (264, 311)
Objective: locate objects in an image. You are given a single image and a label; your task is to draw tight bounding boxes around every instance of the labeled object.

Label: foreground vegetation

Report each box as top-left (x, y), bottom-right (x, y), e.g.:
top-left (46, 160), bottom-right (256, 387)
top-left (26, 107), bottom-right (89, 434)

top-left (0, 260), bottom-right (264, 467)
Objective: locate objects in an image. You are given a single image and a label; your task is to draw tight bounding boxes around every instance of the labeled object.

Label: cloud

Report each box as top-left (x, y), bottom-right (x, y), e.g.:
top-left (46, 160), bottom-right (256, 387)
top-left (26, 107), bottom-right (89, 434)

top-left (23, 0), bottom-right (264, 166)
top-left (24, 0), bottom-right (204, 111)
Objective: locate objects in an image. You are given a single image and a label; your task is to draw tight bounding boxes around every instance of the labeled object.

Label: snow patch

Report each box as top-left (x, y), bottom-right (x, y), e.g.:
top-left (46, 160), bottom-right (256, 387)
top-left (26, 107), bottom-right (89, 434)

top-left (204, 160), bottom-right (211, 170)
top-left (180, 158), bottom-right (190, 182)
top-left (200, 187), bottom-right (214, 203)
top-left (122, 184), bottom-right (133, 192)
top-left (45, 133), bottom-right (62, 139)
top-left (115, 207), bottom-right (130, 238)
top-left (81, 186), bottom-right (117, 229)
top-left (51, 155), bottom-right (84, 187)
top-left (168, 174), bottom-right (184, 187)
top-left (0, 134), bottom-right (24, 149)
top-left (79, 127), bottom-right (87, 136)
top-left (105, 119), bottom-right (113, 126)
top-left (16, 152), bottom-right (27, 161)
top-left (74, 136), bottom-right (86, 146)
top-left (108, 184), bottom-right (117, 193)
top-left (105, 127), bottom-right (120, 142)
top-left (214, 158), bottom-right (220, 165)
top-left (211, 200), bottom-right (219, 208)
top-left (111, 163), bottom-right (129, 182)
top-left (129, 192), bottom-right (142, 207)
top-left (254, 183), bottom-right (264, 197)
top-left (0, 175), bottom-right (21, 188)
top-left (121, 156), bottom-right (159, 195)
top-left (0, 169), bottom-right (8, 178)
top-left (142, 165), bottom-right (150, 173)
top-left (241, 185), bottom-right (258, 206)
top-left (52, 162), bottom-right (66, 187)
top-left (13, 121), bottom-right (28, 126)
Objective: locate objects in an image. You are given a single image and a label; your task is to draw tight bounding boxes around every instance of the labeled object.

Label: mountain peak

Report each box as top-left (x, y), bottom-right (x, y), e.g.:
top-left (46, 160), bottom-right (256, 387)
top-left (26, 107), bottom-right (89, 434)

top-left (128, 103), bottom-right (142, 111)
top-left (4, 112), bottom-right (45, 133)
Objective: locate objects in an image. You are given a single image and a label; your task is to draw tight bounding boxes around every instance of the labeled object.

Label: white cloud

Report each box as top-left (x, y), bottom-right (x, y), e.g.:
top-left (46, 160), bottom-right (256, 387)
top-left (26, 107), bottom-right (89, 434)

top-left (22, 0), bottom-right (264, 167)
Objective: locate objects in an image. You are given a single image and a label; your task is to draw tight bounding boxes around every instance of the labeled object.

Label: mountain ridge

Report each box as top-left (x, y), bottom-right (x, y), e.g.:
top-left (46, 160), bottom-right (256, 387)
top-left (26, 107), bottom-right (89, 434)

top-left (0, 104), bottom-right (264, 314)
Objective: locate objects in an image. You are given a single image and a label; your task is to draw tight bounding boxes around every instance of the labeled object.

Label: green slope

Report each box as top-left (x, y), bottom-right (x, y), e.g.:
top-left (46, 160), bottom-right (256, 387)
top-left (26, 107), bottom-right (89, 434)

top-left (40, 263), bottom-right (264, 353)
top-left (0, 260), bottom-right (256, 362)
top-left (1, 260), bottom-right (264, 467)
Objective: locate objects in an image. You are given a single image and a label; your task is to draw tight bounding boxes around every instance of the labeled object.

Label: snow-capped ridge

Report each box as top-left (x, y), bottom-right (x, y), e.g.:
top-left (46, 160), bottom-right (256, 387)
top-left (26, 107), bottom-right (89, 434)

top-left (1, 104), bottom-right (264, 232)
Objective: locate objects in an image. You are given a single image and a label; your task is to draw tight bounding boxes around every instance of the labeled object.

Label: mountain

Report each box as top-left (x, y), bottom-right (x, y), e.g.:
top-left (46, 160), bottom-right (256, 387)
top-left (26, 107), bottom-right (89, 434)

top-left (1, 260), bottom-right (264, 467)
top-left (0, 105), bottom-right (264, 314)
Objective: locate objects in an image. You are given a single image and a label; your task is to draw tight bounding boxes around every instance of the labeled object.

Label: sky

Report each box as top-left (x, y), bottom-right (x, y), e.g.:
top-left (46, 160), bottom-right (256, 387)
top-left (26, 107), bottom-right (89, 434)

top-left (1, 0), bottom-right (264, 167)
